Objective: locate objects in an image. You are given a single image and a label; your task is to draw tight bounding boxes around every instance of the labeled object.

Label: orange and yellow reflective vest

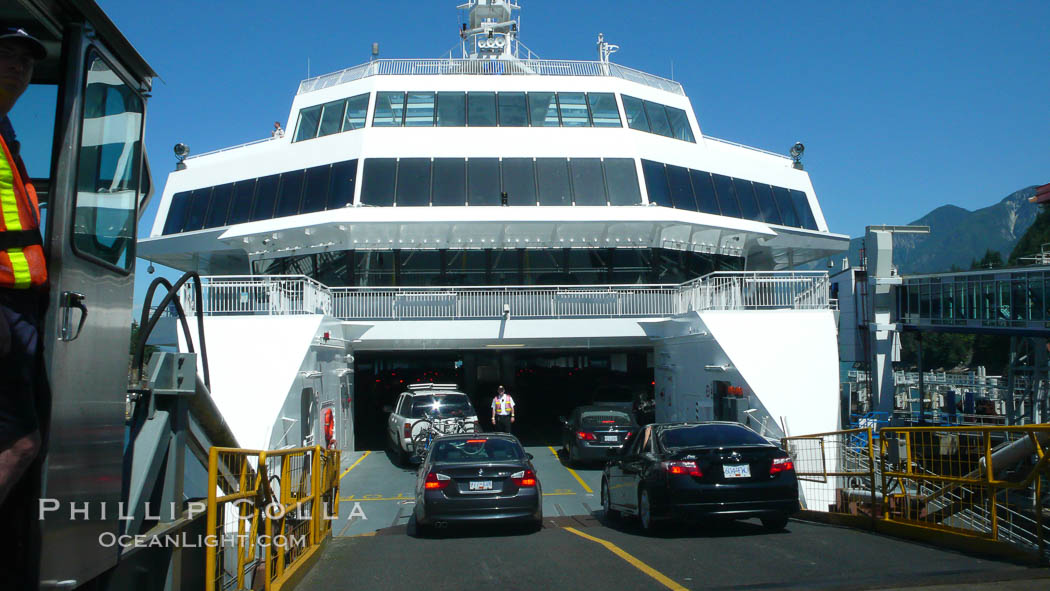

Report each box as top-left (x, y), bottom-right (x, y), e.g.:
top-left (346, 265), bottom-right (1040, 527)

top-left (0, 132), bottom-right (47, 289)
top-left (493, 396), bottom-right (514, 415)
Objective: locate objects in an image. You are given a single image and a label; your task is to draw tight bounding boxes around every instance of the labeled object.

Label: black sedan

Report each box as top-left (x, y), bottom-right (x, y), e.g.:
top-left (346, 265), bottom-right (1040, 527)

top-left (559, 404), bottom-right (637, 465)
top-left (601, 421), bottom-right (798, 533)
top-left (413, 433), bottom-right (542, 534)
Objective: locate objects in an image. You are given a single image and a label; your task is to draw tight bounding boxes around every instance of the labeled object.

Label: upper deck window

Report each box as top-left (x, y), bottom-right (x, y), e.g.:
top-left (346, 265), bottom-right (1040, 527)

top-left (405, 92), bottom-right (436, 127)
top-left (437, 92), bottom-right (466, 127)
top-left (589, 93), bottom-right (621, 127)
top-left (528, 92), bottom-right (560, 127)
top-left (467, 92), bottom-right (498, 127)
top-left (622, 95), bottom-right (696, 143)
top-left (373, 92), bottom-right (405, 127)
top-left (558, 93), bottom-right (591, 127)
top-left (371, 91), bottom-right (624, 129)
top-left (294, 93), bottom-right (371, 141)
top-left (498, 92), bottom-right (528, 127)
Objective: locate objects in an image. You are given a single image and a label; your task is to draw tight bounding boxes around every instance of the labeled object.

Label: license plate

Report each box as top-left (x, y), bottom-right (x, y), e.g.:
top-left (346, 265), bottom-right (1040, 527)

top-left (603, 435), bottom-right (618, 442)
top-left (469, 480), bottom-right (493, 491)
top-left (723, 464), bottom-right (751, 479)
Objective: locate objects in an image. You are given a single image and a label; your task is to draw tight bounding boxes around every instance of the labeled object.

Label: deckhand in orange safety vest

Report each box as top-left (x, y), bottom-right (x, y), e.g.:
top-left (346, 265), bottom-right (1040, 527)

top-left (493, 395), bottom-right (514, 415)
top-left (0, 132), bottom-right (47, 289)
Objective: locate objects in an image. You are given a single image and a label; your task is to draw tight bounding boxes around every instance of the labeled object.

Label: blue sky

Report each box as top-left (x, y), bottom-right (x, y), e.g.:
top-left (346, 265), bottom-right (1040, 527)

top-left (16, 1), bottom-right (1050, 311)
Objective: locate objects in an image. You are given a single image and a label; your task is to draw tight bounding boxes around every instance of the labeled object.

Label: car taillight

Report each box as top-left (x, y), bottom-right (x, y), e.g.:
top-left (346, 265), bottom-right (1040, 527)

top-left (425, 472), bottom-right (450, 490)
top-left (576, 431), bottom-right (596, 441)
top-left (404, 423), bottom-right (413, 439)
top-left (661, 461), bottom-right (702, 477)
top-left (770, 457), bottom-right (794, 475)
top-left (511, 469), bottom-right (537, 487)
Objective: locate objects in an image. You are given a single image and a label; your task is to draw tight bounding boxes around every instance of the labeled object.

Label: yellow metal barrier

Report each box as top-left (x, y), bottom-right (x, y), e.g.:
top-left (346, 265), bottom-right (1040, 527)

top-left (783, 428), bottom-right (877, 519)
top-left (205, 446), bottom-right (341, 591)
top-left (784, 425), bottom-right (1050, 562)
top-left (879, 425), bottom-right (1049, 557)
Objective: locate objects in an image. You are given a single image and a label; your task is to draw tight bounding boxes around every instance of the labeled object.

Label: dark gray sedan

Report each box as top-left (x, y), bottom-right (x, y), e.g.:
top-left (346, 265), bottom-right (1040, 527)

top-left (413, 433), bottom-right (542, 534)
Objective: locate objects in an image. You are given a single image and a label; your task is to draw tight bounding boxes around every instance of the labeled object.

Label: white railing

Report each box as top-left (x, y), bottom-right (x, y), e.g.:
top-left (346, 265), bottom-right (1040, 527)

top-left (296, 59), bottom-right (685, 96)
top-left (179, 271), bottom-right (829, 321)
top-left (702, 135), bottom-right (793, 161)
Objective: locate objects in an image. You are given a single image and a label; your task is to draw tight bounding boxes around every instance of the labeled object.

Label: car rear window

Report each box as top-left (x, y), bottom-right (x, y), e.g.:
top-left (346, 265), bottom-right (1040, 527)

top-left (410, 394), bottom-right (474, 419)
top-left (430, 438), bottom-right (523, 463)
top-left (580, 410), bottom-right (632, 427)
top-left (659, 424), bottom-right (767, 448)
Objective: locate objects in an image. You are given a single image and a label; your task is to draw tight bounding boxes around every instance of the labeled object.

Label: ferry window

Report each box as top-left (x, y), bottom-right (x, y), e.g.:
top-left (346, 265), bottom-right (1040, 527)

top-left (467, 92), bottom-right (497, 127)
top-left (72, 53), bottom-right (145, 269)
top-left (665, 106), bottom-right (695, 142)
top-left (537, 158), bottom-right (572, 206)
top-left (604, 158), bottom-right (642, 206)
top-left (436, 92), bottom-right (466, 127)
top-left (528, 92), bottom-right (560, 127)
top-left (183, 187), bottom-right (212, 232)
top-left (491, 250), bottom-right (521, 284)
top-left (361, 159), bottom-right (397, 206)
top-left (753, 182), bottom-right (782, 225)
top-left (667, 165), bottom-right (697, 212)
top-left (611, 248), bottom-right (653, 284)
top-left (356, 250), bottom-right (395, 286)
top-left (588, 93), bottom-right (621, 127)
top-left (431, 158), bottom-right (466, 206)
top-left (711, 173), bottom-right (741, 218)
top-left (641, 160), bottom-right (672, 208)
top-left (498, 92), bottom-right (528, 127)
top-left (275, 169), bottom-right (305, 217)
top-left (162, 192), bottom-right (191, 234)
top-left (690, 170), bottom-right (720, 215)
top-left (622, 95), bottom-right (650, 132)
top-left (228, 179), bottom-right (256, 224)
top-left (405, 92), bottom-right (436, 127)
top-left (400, 251), bottom-right (442, 286)
top-left (294, 105), bottom-right (322, 141)
top-left (301, 165), bottom-right (332, 214)
top-left (327, 159), bottom-right (358, 209)
top-left (789, 189), bottom-right (819, 230)
top-left (523, 250), bottom-right (562, 285)
top-left (467, 158), bottom-right (500, 205)
top-left (343, 93), bottom-right (369, 131)
top-left (204, 183), bottom-right (234, 228)
top-left (318, 99), bottom-right (347, 137)
top-left (734, 178), bottom-right (762, 221)
top-left (373, 92), bottom-right (405, 127)
top-left (251, 174), bottom-right (279, 221)
top-left (569, 249), bottom-right (610, 285)
top-left (644, 100), bottom-right (673, 137)
top-left (396, 158), bottom-right (433, 206)
top-left (771, 186), bottom-right (799, 227)
top-left (446, 250), bottom-right (487, 285)
top-left (502, 158), bottom-right (537, 206)
top-left (558, 92), bottom-right (591, 127)
top-left (570, 158), bottom-right (607, 206)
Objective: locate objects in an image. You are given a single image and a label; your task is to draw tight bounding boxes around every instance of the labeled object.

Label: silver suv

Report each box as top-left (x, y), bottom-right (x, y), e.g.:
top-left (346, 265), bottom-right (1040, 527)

top-left (385, 384), bottom-right (479, 464)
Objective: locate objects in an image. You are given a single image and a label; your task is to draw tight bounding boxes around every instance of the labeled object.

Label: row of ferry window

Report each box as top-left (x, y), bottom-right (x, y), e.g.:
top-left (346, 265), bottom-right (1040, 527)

top-left (292, 92), bottom-right (694, 143)
top-left (641, 160), bottom-right (819, 231)
top-left (160, 157), bottom-right (817, 235)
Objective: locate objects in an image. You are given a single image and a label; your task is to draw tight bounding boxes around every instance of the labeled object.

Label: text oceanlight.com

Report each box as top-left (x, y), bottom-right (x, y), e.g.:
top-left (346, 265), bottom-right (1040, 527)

top-left (98, 533), bottom-right (307, 549)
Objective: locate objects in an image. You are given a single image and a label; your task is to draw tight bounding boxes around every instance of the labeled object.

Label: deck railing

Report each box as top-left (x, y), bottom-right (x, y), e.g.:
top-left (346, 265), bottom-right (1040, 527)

top-left (179, 271), bottom-right (830, 321)
top-left (296, 58), bottom-right (685, 96)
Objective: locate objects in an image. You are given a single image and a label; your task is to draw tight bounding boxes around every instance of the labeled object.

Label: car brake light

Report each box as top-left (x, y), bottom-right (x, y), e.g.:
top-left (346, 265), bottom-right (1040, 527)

top-left (770, 457), bottom-right (794, 475)
top-left (601, 420), bottom-right (615, 424)
top-left (425, 472), bottom-right (451, 490)
top-left (576, 431), bottom-right (596, 441)
top-left (466, 439), bottom-right (486, 444)
top-left (404, 423), bottom-right (412, 439)
top-left (511, 469), bottom-right (537, 487)
top-left (662, 461), bottom-right (702, 477)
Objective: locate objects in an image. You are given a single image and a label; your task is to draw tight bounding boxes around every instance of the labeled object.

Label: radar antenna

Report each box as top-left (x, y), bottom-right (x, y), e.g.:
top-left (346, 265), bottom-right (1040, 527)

top-left (457, 0), bottom-right (522, 59)
top-left (597, 33), bottom-right (619, 63)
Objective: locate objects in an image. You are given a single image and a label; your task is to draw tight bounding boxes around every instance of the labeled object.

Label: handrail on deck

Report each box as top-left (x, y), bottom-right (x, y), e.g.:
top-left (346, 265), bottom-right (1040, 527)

top-left (179, 271), bottom-right (831, 320)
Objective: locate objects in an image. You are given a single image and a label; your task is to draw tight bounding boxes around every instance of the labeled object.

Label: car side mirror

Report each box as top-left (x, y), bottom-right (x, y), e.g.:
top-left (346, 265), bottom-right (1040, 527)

top-left (382, 405), bottom-right (393, 413)
top-left (558, 416), bottom-right (568, 426)
top-left (525, 453), bottom-right (534, 460)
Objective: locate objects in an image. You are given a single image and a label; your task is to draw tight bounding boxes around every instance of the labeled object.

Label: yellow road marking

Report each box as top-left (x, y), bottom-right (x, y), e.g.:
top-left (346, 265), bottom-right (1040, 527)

top-left (340, 450), bottom-right (370, 480)
top-left (549, 446), bottom-right (593, 493)
top-left (562, 527), bottom-right (688, 591)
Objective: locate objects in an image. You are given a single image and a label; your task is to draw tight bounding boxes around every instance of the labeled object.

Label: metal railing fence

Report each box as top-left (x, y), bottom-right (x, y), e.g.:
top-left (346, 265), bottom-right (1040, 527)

top-left (296, 58), bottom-right (685, 96)
top-left (205, 446), bottom-right (341, 591)
top-left (783, 426), bottom-right (1050, 561)
top-left (179, 271), bottom-right (831, 321)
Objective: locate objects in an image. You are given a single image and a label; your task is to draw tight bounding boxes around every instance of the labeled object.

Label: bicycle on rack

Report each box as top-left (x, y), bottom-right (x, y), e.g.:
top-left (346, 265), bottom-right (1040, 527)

top-left (411, 412), bottom-right (475, 459)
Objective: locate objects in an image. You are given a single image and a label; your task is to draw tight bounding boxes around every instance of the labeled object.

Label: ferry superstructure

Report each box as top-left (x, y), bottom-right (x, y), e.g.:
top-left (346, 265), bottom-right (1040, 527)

top-left (140, 0), bottom-right (849, 453)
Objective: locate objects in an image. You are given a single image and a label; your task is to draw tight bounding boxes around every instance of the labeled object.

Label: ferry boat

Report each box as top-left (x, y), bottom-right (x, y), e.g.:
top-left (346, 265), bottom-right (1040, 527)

top-left (139, 0), bottom-right (849, 454)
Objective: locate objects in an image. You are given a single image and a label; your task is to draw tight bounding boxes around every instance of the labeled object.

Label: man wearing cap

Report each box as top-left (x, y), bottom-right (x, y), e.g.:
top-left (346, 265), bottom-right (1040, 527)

top-left (0, 26), bottom-right (49, 509)
top-left (491, 385), bottom-right (516, 434)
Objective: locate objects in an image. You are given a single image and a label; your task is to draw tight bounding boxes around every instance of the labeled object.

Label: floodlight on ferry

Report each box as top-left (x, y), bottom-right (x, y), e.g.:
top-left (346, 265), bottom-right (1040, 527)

top-left (174, 143), bottom-right (190, 160)
top-left (790, 142), bottom-right (805, 170)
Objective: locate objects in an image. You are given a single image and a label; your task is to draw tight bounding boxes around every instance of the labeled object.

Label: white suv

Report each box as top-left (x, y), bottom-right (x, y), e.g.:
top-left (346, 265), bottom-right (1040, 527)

top-left (385, 384), bottom-right (479, 464)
